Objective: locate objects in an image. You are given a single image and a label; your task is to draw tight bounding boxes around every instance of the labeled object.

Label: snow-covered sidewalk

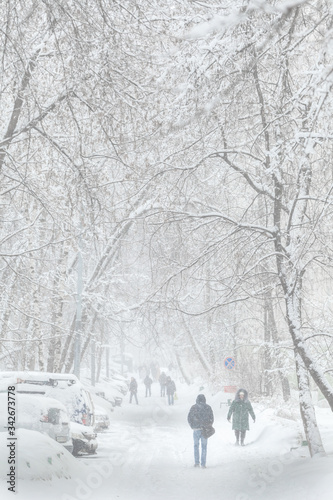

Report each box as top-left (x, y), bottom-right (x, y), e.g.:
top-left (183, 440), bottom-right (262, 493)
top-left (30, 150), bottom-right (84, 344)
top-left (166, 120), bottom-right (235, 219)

top-left (1, 382), bottom-right (333, 500)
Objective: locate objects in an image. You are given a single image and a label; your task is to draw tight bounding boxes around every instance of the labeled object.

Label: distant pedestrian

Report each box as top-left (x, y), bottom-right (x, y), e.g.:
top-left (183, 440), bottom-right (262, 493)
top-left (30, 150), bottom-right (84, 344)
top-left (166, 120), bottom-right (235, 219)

top-left (166, 376), bottom-right (176, 405)
top-left (187, 394), bottom-right (214, 468)
top-left (227, 388), bottom-right (255, 446)
top-left (144, 375), bottom-right (153, 397)
top-left (139, 365), bottom-right (148, 379)
top-left (129, 377), bottom-right (138, 404)
top-left (150, 362), bottom-right (159, 381)
top-left (159, 371), bottom-right (167, 397)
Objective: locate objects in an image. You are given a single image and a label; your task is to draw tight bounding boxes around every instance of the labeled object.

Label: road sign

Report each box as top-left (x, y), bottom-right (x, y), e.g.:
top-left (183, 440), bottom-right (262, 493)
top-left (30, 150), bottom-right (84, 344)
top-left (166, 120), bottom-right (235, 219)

top-left (224, 386), bottom-right (237, 393)
top-left (224, 357), bottom-right (235, 370)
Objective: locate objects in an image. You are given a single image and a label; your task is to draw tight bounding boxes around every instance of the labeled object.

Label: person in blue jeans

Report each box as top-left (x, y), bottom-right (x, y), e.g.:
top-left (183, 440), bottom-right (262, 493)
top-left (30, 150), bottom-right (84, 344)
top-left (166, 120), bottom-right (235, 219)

top-left (187, 394), bottom-right (214, 468)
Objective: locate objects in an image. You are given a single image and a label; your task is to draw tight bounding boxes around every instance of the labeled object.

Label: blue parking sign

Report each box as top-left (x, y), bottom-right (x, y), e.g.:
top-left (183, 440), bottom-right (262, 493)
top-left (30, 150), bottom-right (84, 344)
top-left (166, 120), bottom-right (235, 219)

top-left (224, 357), bottom-right (235, 369)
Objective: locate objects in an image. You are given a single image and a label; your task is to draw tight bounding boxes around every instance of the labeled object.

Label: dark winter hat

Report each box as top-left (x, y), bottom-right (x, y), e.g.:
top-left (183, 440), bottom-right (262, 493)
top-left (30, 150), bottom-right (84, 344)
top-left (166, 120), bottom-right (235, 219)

top-left (235, 388), bottom-right (248, 401)
top-left (196, 394), bottom-right (206, 404)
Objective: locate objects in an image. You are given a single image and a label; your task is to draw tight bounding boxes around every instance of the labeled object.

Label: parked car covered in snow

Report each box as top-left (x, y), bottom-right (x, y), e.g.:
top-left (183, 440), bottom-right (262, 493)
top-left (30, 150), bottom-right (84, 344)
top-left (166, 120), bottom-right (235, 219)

top-left (93, 405), bottom-right (110, 432)
top-left (108, 372), bottom-right (129, 396)
top-left (96, 387), bottom-right (123, 407)
top-left (82, 374), bottom-right (124, 408)
top-left (0, 392), bottom-right (73, 453)
top-left (0, 371), bottom-right (98, 457)
top-left (70, 421), bottom-right (98, 456)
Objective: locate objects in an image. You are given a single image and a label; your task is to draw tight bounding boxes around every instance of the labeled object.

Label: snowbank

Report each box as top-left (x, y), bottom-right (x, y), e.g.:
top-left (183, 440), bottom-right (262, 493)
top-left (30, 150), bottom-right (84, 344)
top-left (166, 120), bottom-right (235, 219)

top-left (0, 428), bottom-right (86, 481)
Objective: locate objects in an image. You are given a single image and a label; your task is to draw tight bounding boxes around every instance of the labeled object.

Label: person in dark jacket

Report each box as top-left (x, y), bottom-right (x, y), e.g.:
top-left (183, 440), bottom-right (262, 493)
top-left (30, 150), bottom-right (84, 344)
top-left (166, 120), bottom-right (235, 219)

top-left (159, 371), bottom-right (167, 397)
top-left (227, 388), bottom-right (255, 446)
top-left (166, 376), bottom-right (176, 405)
top-left (129, 377), bottom-right (138, 404)
top-left (187, 394), bottom-right (214, 468)
top-left (144, 375), bottom-right (153, 397)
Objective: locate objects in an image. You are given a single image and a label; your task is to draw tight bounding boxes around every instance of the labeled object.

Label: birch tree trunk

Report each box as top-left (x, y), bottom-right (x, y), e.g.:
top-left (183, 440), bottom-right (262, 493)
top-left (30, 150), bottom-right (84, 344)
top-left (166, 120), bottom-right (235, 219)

top-left (182, 317), bottom-right (212, 378)
top-left (267, 296), bottom-right (291, 402)
top-left (263, 294), bottom-right (273, 397)
top-left (295, 352), bottom-right (325, 456)
top-left (175, 350), bottom-right (191, 385)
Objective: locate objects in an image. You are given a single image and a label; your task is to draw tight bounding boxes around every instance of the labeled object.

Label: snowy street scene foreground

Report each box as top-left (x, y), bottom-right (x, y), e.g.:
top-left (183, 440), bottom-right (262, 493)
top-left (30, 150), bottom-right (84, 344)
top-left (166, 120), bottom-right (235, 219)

top-left (1, 382), bottom-right (333, 500)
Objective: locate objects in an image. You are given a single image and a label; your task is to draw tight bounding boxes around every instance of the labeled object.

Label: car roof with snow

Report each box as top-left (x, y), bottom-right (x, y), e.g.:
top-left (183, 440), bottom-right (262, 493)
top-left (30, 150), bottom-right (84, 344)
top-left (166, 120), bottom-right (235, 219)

top-left (0, 392), bottom-right (70, 431)
top-left (0, 370), bottom-right (79, 386)
top-left (0, 391), bottom-right (68, 411)
top-left (0, 371), bottom-right (95, 424)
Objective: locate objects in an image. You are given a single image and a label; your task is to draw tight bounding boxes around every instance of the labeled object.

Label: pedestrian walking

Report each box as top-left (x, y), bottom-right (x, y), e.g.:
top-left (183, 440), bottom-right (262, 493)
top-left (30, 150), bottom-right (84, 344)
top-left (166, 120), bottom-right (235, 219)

top-left (166, 376), bottom-right (176, 405)
top-left (129, 377), bottom-right (138, 404)
top-left (150, 362), bottom-right (159, 381)
top-left (227, 388), bottom-right (255, 446)
top-left (159, 371), bottom-right (167, 397)
top-left (187, 394), bottom-right (214, 468)
top-left (144, 374), bottom-right (153, 397)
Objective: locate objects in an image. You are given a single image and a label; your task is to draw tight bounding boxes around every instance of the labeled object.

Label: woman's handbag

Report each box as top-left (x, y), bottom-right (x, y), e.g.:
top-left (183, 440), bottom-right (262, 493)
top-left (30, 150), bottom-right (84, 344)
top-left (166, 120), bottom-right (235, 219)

top-left (201, 425), bottom-right (215, 439)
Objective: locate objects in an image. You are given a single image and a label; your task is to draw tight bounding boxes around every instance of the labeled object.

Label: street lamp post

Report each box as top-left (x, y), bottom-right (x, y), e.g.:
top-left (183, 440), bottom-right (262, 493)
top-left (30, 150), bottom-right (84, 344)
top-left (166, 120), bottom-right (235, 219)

top-left (73, 242), bottom-right (83, 379)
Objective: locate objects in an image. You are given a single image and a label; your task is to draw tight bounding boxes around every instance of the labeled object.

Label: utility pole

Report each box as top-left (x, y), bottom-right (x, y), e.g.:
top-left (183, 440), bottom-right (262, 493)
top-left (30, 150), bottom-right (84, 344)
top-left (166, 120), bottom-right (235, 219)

top-left (91, 333), bottom-right (96, 386)
top-left (120, 334), bottom-right (124, 375)
top-left (73, 239), bottom-right (83, 379)
top-left (106, 343), bottom-right (110, 379)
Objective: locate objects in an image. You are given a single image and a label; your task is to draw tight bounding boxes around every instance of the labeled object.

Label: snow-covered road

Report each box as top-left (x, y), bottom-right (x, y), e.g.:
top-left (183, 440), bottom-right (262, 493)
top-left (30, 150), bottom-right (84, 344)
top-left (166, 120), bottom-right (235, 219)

top-left (84, 387), bottom-right (303, 500)
top-left (2, 382), bottom-right (333, 500)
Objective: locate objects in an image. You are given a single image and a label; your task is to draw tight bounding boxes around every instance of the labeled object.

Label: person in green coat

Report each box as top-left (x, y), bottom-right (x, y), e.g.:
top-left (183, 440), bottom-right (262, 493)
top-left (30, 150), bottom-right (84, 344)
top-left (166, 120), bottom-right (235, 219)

top-left (227, 388), bottom-right (255, 446)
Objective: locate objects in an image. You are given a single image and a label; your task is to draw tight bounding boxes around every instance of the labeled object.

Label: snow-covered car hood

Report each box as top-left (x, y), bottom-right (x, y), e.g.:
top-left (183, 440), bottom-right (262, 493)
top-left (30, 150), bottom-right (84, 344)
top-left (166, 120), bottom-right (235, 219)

top-left (70, 421), bottom-right (97, 439)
